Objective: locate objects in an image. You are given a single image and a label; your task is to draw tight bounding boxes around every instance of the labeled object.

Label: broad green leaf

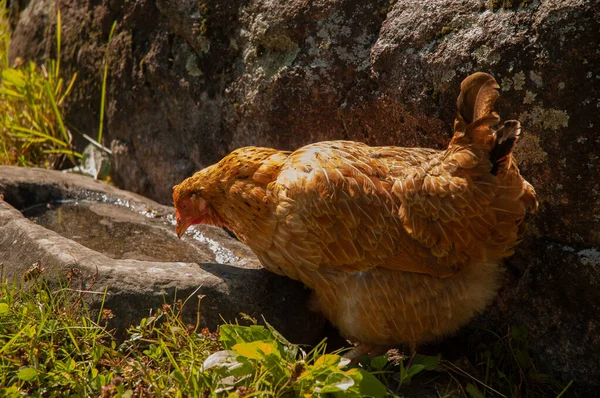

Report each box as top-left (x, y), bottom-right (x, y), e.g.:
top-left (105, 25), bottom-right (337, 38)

top-left (413, 353), bottom-right (441, 371)
top-left (466, 382), bottom-right (486, 398)
top-left (314, 354), bottom-right (343, 368)
top-left (24, 324), bottom-right (36, 339)
top-left (219, 324), bottom-right (272, 349)
top-left (515, 349), bottom-right (532, 370)
top-left (370, 355), bottom-right (388, 371)
top-left (349, 368), bottom-right (388, 398)
top-left (2, 69), bottom-right (26, 87)
top-left (1, 386), bottom-right (20, 398)
top-left (406, 364), bottom-right (426, 377)
top-left (0, 302), bottom-right (8, 316)
top-left (17, 367), bottom-right (38, 381)
top-left (511, 325), bottom-right (528, 342)
top-left (264, 319), bottom-right (298, 360)
top-left (202, 350), bottom-right (253, 377)
top-left (399, 363), bottom-right (426, 386)
top-left (232, 340), bottom-right (279, 360)
top-left (203, 350), bottom-right (238, 370)
top-left (319, 372), bottom-right (354, 393)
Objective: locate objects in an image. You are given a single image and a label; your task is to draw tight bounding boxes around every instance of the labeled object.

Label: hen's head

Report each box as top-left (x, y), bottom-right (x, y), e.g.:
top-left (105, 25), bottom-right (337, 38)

top-left (173, 168), bottom-right (225, 237)
top-left (173, 146), bottom-right (284, 238)
top-left (173, 183), bottom-right (207, 238)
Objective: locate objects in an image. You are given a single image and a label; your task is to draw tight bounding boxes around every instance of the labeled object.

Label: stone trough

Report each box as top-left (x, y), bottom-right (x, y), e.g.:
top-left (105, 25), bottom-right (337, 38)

top-left (0, 166), bottom-right (324, 343)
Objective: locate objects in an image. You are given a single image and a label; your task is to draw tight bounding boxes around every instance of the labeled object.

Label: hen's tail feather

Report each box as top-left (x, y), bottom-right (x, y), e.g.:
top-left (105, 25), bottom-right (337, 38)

top-left (490, 120), bottom-right (521, 175)
top-left (454, 73), bottom-right (501, 146)
top-left (457, 72), bottom-right (500, 125)
top-left (452, 73), bottom-right (523, 175)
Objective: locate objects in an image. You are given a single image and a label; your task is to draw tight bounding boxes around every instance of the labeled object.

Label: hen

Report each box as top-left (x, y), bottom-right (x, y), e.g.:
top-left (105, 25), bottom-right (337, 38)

top-left (173, 73), bottom-right (537, 356)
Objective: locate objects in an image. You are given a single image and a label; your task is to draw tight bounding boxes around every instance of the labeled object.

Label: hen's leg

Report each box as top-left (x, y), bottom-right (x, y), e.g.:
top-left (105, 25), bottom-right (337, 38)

top-left (342, 343), bottom-right (374, 362)
top-left (343, 343), bottom-right (391, 363)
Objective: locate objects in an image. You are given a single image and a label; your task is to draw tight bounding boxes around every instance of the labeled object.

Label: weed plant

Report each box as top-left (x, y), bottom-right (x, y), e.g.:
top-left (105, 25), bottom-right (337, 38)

top-left (0, 6), bottom-right (80, 168)
top-left (0, 271), bottom-right (392, 397)
top-left (0, 266), bottom-right (572, 397)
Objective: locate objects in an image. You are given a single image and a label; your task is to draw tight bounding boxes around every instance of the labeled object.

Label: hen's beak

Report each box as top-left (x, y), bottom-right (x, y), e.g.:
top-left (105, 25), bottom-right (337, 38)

top-left (176, 219), bottom-right (191, 239)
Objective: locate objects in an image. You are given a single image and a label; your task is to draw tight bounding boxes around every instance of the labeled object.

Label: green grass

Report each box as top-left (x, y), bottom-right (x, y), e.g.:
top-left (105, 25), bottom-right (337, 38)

top-left (0, 2), bottom-right (114, 170)
top-left (0, 266), bottom-right (572, 397)
top-left (97, 21), bottom-right (117, 145)
top-left (0, 270), bottom-right (394, 397)
top-left (0, 5), bottom-right (81, 168)
top-left (0, 0), bottom-right (7, 70)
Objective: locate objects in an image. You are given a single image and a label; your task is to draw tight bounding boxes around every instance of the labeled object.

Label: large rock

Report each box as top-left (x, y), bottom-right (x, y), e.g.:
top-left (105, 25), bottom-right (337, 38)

top-left (7, 0), bottom-right (600, 387)
top-left (0, 167), bottom-right (323, 343)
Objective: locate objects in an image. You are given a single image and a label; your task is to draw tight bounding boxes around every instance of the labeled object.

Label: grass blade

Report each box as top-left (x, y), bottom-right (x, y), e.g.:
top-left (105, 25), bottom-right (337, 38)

top-left (55, 8), bottom-right (61, 81)
top-left (9, 125), bottom-right (69, 147)
top-left (42, 149), bottom-right (83, 158)
top-left (43, 81), bottom-right (70, 144)
top-left (58, 72), bottom-right (78, 105)
top-left (97, 21), bottom-right (117, 144)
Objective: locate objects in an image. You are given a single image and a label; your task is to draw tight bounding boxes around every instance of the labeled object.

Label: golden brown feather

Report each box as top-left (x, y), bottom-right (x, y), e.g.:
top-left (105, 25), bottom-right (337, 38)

top-left (173, 73), bottom-right (537, 353)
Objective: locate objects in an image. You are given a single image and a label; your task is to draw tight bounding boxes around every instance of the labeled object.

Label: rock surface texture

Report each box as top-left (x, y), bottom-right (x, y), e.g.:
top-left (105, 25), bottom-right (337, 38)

top-left (7, 0), bottom-right (600, 387)
top-left (0, 167), bottom-right (322, 343)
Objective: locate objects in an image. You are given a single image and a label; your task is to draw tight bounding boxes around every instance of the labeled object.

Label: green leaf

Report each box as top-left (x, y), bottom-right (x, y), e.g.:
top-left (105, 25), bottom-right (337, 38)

top-left (0, 302), bottom-right (9, 316)
top-left (1, 386), bottom-right (20, 398)
top-left (17, 367), bottom-right (38, 381)
top-left (413, 354), bottom-right (441, 371)
top-left (314, 354), bottom-right (345, 368)
top-left (319, 372), bottom-right (354, 393)
top-left (399, 363), bottom-right (426, 386)
top-left (219, 324), bottom-right (272, 349)
top-left (262, 353), bottom-right (290, 383)
top-left (232, 340), bottom-right (279, 360)
top-left (202, 350), bottom-right (254, 377)
top-left (264, 319), bottom-right (298, 360)
top-left (172, 369), bottom-right (186, 385)
top-left (466, 382), bottom-right (486, 398)
top-left (515, 349), bottom-right (532, 370)
top-left (406, 364), bottom-right (425, 378)
top-left (511, 325), bottom-right (528, 342)
top-left (370, 355), bottom-right (388, 371)
top-left (2, 68), bottom-right (26, 88)
top-left (350, 368), bottom-right (388, 398)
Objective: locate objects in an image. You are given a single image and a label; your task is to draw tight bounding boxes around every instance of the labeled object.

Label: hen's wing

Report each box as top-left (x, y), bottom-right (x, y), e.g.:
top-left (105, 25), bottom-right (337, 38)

top-left (258, 76), bottom-right (536, 284)
top-left (258, 141), bottom-right (456, 286)
top-left (391, 144), bottom-right (533, 275)
top-left (393, 73), bottom-right (537, 273)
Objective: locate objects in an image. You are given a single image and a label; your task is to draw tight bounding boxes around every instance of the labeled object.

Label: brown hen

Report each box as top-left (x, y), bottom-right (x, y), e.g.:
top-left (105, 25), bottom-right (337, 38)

top-left (173, 73), bottom-right (537, 356)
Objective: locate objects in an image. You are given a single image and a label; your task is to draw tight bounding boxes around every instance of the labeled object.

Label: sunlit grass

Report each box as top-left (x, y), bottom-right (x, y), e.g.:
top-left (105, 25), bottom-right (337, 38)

top-left (0, 264), bottom-right (572, 397)
top-left (0, 271), bottom-right (392, 397)
top-left (97, 21), bottom-right (117, 145)
top-left (0, 0), bottom-right (8, 70)
top-left (0, 6), bottom-right (80, 168)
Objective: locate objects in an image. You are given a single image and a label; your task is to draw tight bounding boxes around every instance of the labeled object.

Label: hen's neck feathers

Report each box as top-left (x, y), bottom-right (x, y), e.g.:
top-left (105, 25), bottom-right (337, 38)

top-left (187, 147), bottom-right (289, 247)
